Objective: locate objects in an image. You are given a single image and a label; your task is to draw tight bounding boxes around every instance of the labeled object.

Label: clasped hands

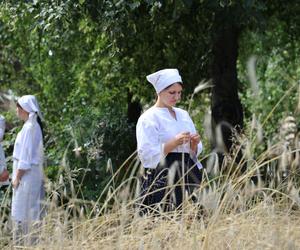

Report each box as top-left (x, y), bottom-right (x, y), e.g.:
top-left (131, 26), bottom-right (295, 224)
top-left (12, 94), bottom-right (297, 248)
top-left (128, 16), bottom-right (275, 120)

top-left (175, 131), bottom-right (200, 152)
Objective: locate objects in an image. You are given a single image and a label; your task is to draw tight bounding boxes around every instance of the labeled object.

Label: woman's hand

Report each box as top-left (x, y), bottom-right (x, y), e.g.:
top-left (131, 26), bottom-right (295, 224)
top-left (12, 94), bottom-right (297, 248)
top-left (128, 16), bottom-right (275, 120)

top-left (190, 133), bottom-right (201, 154)
top-left (0, 169), bottom-right (9, 182)
top-left (13, 178), bottom-right (20, 189)
top-left (175, 132), bottom-right (191, 146)
top-left (164, 132), bottom-right (191, 155)
top-left (12, 169), bottom-right (26, 189)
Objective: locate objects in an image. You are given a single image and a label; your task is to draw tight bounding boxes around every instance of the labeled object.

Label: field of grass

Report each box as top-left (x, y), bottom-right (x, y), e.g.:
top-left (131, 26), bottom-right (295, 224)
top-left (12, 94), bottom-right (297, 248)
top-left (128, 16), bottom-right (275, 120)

top-left (1, 137), bottom-right (300, 250)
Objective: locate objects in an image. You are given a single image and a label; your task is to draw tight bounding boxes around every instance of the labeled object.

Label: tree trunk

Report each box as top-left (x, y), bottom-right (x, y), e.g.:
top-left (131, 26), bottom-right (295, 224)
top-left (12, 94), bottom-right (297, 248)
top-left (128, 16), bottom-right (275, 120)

top-left (127, 91), bottom-right (142, 125)
top-left (211, 23), bottom-right (243, 155)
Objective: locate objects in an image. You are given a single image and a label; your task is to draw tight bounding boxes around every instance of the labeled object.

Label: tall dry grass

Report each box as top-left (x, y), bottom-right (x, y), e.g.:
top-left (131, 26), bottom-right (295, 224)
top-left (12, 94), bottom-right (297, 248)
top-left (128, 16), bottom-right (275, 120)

top-left (1, 122), bottom-right (299, 249)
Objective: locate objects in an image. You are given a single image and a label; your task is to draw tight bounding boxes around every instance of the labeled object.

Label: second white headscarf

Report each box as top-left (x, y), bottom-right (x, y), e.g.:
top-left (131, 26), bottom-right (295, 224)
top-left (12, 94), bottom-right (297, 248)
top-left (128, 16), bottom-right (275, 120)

top-left (18, 95), bottom-right (43, 122)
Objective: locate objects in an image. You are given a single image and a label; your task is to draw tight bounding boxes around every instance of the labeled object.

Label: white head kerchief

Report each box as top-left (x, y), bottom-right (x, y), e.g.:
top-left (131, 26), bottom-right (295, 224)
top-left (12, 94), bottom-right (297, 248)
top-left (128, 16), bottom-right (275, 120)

top-left (18, 95), bottom-right (43, 122)
top-left (146, 68), bottom-right (182, 94)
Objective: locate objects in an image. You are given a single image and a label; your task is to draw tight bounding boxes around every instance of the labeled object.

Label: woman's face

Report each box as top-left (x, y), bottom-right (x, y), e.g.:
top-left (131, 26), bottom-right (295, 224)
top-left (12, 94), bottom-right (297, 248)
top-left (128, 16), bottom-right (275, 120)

top-left (158, 83), bottom-right (182, 107)
top-left (16, 105), bottom-right (29, 121)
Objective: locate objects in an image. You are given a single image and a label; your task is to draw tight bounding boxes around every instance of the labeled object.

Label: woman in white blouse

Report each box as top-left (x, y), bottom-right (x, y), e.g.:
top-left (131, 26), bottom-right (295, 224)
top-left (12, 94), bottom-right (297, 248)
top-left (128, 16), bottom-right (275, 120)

top-left (11, 95), bottom-right (44, 245)
top-left (136, 69), bottom-right (203, 213)
top-left (0, 115), bottom-right (9, 183)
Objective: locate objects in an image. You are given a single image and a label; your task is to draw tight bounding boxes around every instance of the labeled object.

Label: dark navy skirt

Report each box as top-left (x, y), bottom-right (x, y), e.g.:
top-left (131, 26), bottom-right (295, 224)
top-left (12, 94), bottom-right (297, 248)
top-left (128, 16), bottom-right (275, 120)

top-left (139, 152), bottom-right (202, 213)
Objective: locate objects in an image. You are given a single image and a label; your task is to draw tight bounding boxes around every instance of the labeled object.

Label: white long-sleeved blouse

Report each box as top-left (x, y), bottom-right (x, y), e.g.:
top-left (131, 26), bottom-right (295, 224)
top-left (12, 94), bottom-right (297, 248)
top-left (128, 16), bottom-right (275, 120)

top-left (13, 119), bottom-right (43, 170)
top-left (136, 106), bottom-right (203, 169)
top-left (0, 115), bottom-right (5, 142)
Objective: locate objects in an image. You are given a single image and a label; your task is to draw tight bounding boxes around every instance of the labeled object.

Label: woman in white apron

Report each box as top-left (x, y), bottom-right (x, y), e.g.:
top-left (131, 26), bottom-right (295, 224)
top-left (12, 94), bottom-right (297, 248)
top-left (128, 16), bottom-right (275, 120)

top-left (0, 115), bottom-right (9, 183)
top-left (136, 69), bottom-right (203, 213)
top-left (11, 95), bottom-right (44, 245)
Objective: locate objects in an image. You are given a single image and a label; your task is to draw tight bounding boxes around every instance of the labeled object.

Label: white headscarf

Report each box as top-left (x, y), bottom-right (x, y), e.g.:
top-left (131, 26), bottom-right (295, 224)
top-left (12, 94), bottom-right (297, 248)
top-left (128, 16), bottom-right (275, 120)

top-left (17, 95), bottom-right (43, 122)
top-left (146, 68), bottom-right (183, 94)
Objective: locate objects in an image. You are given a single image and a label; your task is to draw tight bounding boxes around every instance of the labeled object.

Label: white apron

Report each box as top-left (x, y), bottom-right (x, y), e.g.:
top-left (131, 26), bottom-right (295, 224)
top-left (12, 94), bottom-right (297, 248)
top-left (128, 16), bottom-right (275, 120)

top-left (11, 158), bottom-right (44, 222)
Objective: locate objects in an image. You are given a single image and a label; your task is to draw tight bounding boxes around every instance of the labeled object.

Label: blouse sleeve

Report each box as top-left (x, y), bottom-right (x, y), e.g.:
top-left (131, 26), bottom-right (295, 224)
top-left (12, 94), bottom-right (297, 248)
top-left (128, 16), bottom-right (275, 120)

top-left (17, 124), bottom-right (35, 170)
top-left (186, 111), bottom-right (203, 157)
top-left (0, 116), bottom-right (5, 142)
top-left (136, 118), bottom-right (164, 169)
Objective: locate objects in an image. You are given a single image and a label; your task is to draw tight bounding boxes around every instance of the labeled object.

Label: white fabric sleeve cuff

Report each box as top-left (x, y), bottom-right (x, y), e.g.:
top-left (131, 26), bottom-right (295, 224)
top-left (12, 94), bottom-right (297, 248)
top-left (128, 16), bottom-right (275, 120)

top-left (138, 144), bottom-right (166, 169)
top-left (196, 141), bottom-right (203, 157)
top-left (161, 143), bottom-right (165, 156)
top-left (17, 160), bottom-right (31, 170)
top-left (189, 141), bottom-right (203, 158)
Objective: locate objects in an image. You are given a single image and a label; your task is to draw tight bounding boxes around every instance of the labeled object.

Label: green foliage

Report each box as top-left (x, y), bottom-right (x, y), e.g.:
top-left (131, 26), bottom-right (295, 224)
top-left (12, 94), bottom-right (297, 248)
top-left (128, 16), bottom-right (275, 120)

top-left (0, 0), bottom-right (300, 202)
top-left (0, 0), bottom-right (136, 200)
top-left (43, 104), bottom-right (136, 200)
top-left (238, 14), bottom-right (300, 140)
